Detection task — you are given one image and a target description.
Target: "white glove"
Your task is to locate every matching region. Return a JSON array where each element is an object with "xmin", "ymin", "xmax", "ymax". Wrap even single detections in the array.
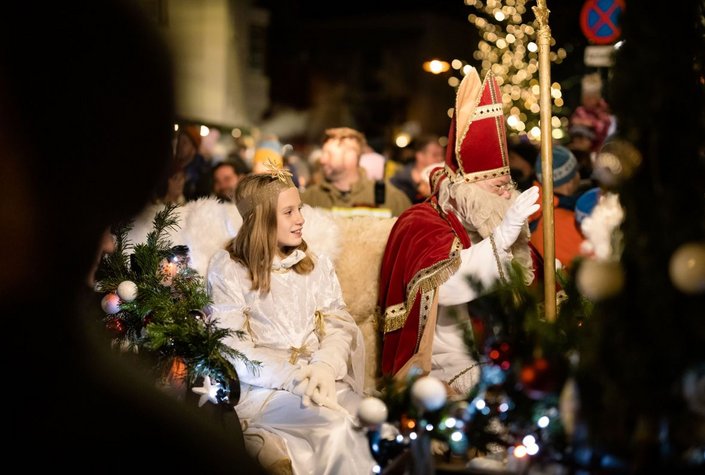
[
  {"xmin": 289, "ymin": 362, "xmax": 337, "ymax": 408},
  {"xmin": 493, "ymin": 186, "xmax": 540, "ymax": 251}
]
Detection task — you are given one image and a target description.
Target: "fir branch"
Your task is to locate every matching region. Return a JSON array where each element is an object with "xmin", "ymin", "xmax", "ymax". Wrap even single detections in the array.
[
  {"xmin": 94, "ymin": 203, "xmax": 258, "ymax": 408},
  {"xmin": 145, "ymin": 203, "xmax": 180, "ymax": 251}
]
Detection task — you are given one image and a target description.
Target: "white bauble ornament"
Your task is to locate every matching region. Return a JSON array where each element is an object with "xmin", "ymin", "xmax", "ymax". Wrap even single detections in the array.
[
  {"xmin": 357, "ymin": 397, "xmax": 388, "ymax": 426},
  {"xmin": 669, "ymin": 242, "xmax": 705, "ymax": 294},
  {"xmin": 576, "ymin": 260, "xmax": 624, "ymax": 301},
  {"xmin": 101, "ymin": 293, "xmax": 121, "ymax": 314},
  {"xmin": 117, "ymin": 280, "xmax": 138, "ymax": 302},
  {"xmin": 410, "ymin": 376, "xmax": 447, "ymax": 412}
]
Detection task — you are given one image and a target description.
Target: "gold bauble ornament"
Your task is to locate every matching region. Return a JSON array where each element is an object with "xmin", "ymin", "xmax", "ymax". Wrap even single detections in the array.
[
  {"xmin": 576, "ymin": 259, "xmax": 624, "ymax": 301},
  {"xmin": 669, "ymin": 242, "xmax": 705, "ymax": 294}
]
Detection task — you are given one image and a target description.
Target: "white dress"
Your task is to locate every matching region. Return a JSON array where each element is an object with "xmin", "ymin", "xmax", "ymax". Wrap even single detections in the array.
[{"xmin": 207, "ymin": 249, "xmax": 373, "ymax": 475}]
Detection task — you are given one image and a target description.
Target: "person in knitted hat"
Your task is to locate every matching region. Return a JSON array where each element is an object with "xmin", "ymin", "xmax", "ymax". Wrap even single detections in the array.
[
  {"xmin": 252, "ymin": 136, "xmax": 284, "ymax": 173},
  {"xmin": 569, "ymin": 72, "xmax": 615, "ymax": 153},
  {"xmin": 252, "ymin": 135, "xmax": 303, "ymax": 189},
  {"xmin": 378, "ymin": 67, "xmax": 540, "ymax": 395},
  {"xmin": 529, "ymin": 145, "xmax": 585, "ymax": 269}
]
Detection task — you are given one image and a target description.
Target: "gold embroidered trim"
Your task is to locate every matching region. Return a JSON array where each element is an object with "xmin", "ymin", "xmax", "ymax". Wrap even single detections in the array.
[
  {"xmin": 415, "ymin": 288, "xmax": 435, "ymax": 352},
  {"xmin": 242, "ymin": 307, "xmax": 254, "ymax": 339},
  {"xmin": 455, "ymin": 71, "xmax": 493, "ymax": 180},
  {"xmin": 489, "ymin": 234, "xmax": 507, "ymax": 284},
  {"xmin": 444, "ymin": 164, "xmax": 510, "ymax": 184},
  {"xmin": 448, "ymin": 361, "xmax": 481, "ymax": 387},
  {"xmin": 383, "ymin": 237, "xmax": 463, "ymax": 333},
  {"xmin": 487, "ymin": 74, "xmax": 509, "ymax": 170},
  {"xmin": 472, "ymin": 103, "xmax": 504, "ymax": 119},
  {"xmin": 451, "ymin": 71, "xmax": 510, "ymax": 183},
  {"xmin": 288, "ymin": 345, "xmax": 311, "ymax": 365},
  {"xmin": 314, "ymin": 310, "xmax": 326, "ymax": 339}
]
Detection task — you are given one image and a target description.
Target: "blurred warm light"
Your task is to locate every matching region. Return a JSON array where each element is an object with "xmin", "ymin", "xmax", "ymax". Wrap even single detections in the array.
[
  {"xmin": 529, "ymin": 126, "xmax": 540, "ymax": 140},
  {"xmin": 199, "ymin": 125, "xmax": 209, "ymax": 136},
  {"xmin": 494, "ymin": 11, "xmax": 505, "ymax": 21},
  {"xmin": 447, "ymin": 108, "xmax": 455, "ymax": 118},
  {"xmin": 552, "ymin": 128, "xmax": 564, "ymax": 140},
  {"xmin": 451, "ymin": 59, "xmax": 463, "ymax": 70},
  {"xmin": 395, "ymin": 132, "xmax": 411, "ymax": 148},
  {"xmin": 423, "ymin": 59, "xmax": 450, "ymax": 74},
  {"xmin": 231, "ymin": 128, "xmax": 242, "ymax": 138},
  {"xmin": 513, "ymin": 445, "xmax": 528, "ymax": 458},
  {"xmin": 463, "ymin": 65, "xmax": 474, "ymax": 75},
  {"xmin": 551, "ymin": 116, "xmax": 561, "ymax": 127},
  {"xmin": 448, "ymin": 76, "xmax": 460, "ymax": 87},
  {"xmin": 527, "ymin": 42, "xmax": 538, "ymax": 53}
]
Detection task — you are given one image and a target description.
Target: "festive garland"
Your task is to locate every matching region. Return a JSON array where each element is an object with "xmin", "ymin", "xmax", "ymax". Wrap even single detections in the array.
[{"xmin": 94, "ymin": 203, "xmax": 259, "ymax": 407}]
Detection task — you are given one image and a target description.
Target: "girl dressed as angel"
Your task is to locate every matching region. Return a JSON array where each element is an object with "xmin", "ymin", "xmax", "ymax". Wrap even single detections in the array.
[{"xmin": 207, "ymin": 161, "xmax": 373, "ymax": 474}]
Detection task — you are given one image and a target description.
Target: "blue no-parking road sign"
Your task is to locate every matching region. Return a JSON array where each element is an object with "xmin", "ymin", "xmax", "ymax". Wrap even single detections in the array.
[{"xmin": 580, "ymin": 0, "xmax": 625, "ymax": 45}]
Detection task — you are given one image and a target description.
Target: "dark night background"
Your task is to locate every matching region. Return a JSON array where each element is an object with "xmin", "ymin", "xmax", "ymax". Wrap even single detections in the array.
[{"xmin": 257, "ymin": 0, "xmax": 590, "ymax": 148}]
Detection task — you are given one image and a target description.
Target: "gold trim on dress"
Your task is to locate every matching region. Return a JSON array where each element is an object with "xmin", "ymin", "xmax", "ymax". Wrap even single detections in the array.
[
  {"xmin": 314, "ymin": 310, "xmax": 326, "ymax": 339},
  {"xmin": 288, "ymin": 345, "xmax": 311, "ymax": 365}
]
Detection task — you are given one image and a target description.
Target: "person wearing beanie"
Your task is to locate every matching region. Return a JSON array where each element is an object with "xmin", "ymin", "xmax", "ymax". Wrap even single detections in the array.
[
  {"xmin": 252, "ymin": 136, "xmax": 301, "ymax": 188},
  {"xmin": 252, "ymin": 137, "xmax": 284, "ymax": 172},
  {"xmin": 529, "ymin": 145, "xmax": 586, "ymax": 269},
  {"xmin": 378, "ymin": 68, "xmax": 541, "ymax": 397}
]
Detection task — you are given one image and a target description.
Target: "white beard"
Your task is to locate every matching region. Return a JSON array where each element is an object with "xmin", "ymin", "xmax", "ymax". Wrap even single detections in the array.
[{"xmin": 438, "ymin": 180, "xmax": 534, "ymax": 284}]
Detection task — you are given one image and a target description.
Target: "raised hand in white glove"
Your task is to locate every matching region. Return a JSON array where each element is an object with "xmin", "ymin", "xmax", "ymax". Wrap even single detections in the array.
[{"xmin": 493, "ymin": 185, "xmax": 540, "ymax": 251}]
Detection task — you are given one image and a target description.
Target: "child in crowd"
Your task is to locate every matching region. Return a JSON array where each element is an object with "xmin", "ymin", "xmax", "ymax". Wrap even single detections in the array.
[{"xmin": 206, "ymin": 161, "xmax": 374, "ymax": 474}]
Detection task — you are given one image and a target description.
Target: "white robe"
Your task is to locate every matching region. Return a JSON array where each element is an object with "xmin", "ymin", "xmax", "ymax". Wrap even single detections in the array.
[{"xmin": 207, "ymin": 249, "xmax": 373, "ymax": 475}]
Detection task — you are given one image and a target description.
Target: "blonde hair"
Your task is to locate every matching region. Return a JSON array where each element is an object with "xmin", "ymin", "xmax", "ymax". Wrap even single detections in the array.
[
  {"xmin": 228, "ymin": 173, "xmax": 314, "ymax": 293},
  {"xmin": 323, "ymin": 127, "xmax": 367, "ymax": 155}
]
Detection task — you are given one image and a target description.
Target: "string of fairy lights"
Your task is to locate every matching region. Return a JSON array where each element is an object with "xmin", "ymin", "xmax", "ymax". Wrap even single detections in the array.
[{"xmin": 454, "ymin": 0, "xmax": 569, "ymax": 140}]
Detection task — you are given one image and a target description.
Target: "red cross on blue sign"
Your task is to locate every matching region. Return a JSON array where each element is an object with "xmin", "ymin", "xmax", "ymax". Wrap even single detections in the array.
[{"xmin": 580, "ymin": 0, "xmax": 625, "ymax": 45}]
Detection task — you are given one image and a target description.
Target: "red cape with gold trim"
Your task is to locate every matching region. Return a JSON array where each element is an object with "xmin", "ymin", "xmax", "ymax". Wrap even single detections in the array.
[{"xmin": 378, "ymin": 198, "xmax": 471, "ymax": 376}]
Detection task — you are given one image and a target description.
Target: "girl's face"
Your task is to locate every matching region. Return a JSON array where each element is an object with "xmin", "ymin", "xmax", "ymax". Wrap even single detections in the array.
[{"xmin": 276, "ymin": 187, "xmax": 305, "ymax": 250}]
